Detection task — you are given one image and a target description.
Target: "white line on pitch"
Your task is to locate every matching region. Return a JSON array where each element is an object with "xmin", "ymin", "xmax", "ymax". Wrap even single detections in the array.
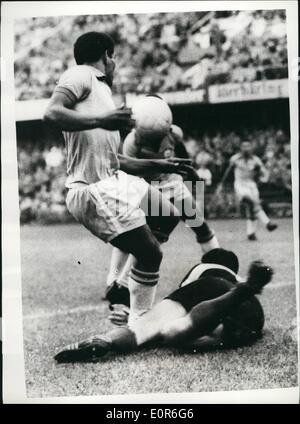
[
  {"xmin": 267, "ymin": 281, "xmax": 295, "ymax": 289},
  {"xmin": 23, "ymin": 281, "xmax": 296, "ymax": 322},
  {"xmin": 23, "ymin": 304, "xmax": 103, "ymax": 321}
]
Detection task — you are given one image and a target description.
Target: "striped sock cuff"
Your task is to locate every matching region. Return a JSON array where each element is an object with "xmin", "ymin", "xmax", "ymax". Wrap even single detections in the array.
[{"xmin": 130, "ymin": 267, "xmax": 159, "ymax": 286}]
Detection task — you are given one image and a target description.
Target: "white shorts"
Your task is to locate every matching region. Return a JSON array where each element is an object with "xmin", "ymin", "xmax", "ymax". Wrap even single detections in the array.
[
  {"xmin": 153, "ymin": 174, "xmax": 191, "ymax": 202},
  {"xmin": 234, "ymin": 180, "xmax": 260, "ymax": 205},
  {"xmin": 66, "ymin": 171, "xmax": 149, "ymax": 243}
]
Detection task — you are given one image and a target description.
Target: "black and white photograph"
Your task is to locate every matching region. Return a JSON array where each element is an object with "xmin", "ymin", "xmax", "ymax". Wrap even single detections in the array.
[{"xmin": 2, "ymin": 1, "xmax": 299, "ymax": 403}]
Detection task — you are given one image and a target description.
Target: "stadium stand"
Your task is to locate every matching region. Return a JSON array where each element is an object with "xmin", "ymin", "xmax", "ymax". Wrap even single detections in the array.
[
  {"xmin": 14, "ymin": 10, "xmax": 287, "ymax": 100},
  {"xmin": 14, "ymin": 10, "xmax": 292, "ymax": 223}
]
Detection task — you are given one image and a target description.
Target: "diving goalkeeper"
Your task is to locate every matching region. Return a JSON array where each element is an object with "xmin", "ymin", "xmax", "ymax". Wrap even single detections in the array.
[{"xmin": 55, "ymin": 248, "xmax": 272, "ymax": 363}]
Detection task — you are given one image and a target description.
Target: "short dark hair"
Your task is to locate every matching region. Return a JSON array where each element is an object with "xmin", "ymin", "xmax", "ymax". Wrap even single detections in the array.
[
  {"xmin": 74, "ymin": 32, "xmax": 115, "ymax": 65},
  {"xmin": 201, "ymin": 248, "xmax": 239, "ymax": 274}
]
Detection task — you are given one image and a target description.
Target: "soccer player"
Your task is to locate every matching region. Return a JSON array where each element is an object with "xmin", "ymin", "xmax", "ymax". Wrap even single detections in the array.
[
  {"xmin": 54, "ymin": 248, "xmax": 273, "ymax": 363},
  {"xmin": 105, "ymin": 117, "xmax": 219, "ymax": 302},
  {"xmin": 216, "ymin": 141, "xmax": 278, "ymax": 241},
  {"xmin": 44, "ymin": 32, "xmax": 191, "ymax": 326}
]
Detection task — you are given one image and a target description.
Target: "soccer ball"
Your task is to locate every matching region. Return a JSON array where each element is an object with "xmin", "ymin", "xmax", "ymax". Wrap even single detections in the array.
[{"xmin": 132, "ymin": 95, "xmax": 173, "ymax": 139}]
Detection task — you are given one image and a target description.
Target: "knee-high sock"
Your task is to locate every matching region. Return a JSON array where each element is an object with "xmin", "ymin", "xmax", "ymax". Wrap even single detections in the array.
[
  {"xmin": 247, "ymin": 219, "xmax": 257, "ymax": 235},
  {"xmin": 200, "ymin": 235, "xmax": 220, "ymax": 253},
  {"xmin": 106, "ymin": 247, "xmax": 129, "ymax": 287},
  {"xmin": 192, "ymin": 222, "xmax": 220, "ymax": 253},
  {"xmin": 256, "ymin": 209, "xmax": 270, "ymax": 226},
  {"xmin": 116, "ymin": 254, "xmax": 136, "ymax": 288},
  {"xmin": 162, "ymin": 283, "xmax": 256, "ymax": 344},
  {"xmin": 128, "ymin": 267, "xmax": 159, "ymax": 328}
]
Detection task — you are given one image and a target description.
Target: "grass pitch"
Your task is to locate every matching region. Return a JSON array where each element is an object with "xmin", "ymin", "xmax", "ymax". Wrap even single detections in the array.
[{"xmin": 21, "ymin": 219, "xmax": 298, "ymax": 398}]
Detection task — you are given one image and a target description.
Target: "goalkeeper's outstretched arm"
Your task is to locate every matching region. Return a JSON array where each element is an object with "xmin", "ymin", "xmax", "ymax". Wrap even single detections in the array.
[{"xmin": 118, "ymin": 155, "xmax": 191, "ymax": 177}]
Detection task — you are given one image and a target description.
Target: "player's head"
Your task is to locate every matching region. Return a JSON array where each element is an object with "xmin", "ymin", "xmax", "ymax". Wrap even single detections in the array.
[
  {"xmin": 74, "ymin": 32, "xmax": 116, "ymax": 78},
  {"xmin": 170, "ymin": 124, "xmax": 184, "ymax": 140},
  {"xmin": 240, "ymin": 140, "xmax": 252, "ymax": 156},
  {"xmin": 201, "ymin": 248, "xmax": 239, "ymax": 274}
]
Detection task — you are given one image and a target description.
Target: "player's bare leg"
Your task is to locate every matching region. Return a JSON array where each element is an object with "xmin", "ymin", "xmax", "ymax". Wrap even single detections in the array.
[
  {"xmin": 256, "ymin": 206, "xmax": 278, "ymax": 232},
  {"xmin": 111, "ymin": 185, "xmax": 180, "ymax": 325},
  {"xmin": 54, "ymin": 297, "xmax": 186, "ymax": 363},
  {"xmin": 107, "ymin": 215, "xmax": 180, "ymax": 301},
  {"xmin": 110, "ymin": 225, "xmax": 162, "ymax": 325},
  {"xmin": 104, "ymin": 248, "xmax": 131, "ymax": 306},
  {"xmin": 241, "ymin": 198, "xmax": 258, "ymax": 241},
  {"xmin": 252, "ymin": 187, "xmax": 278, "ymax": 233},
  {"xmin": 105, "ymin": 185, "xmax": 181, "ymax": 310},
  {"xmin": 106, "ymin": 247, "xmax": 129, "ymax": 287},
  {"xmin": 246, "ymin": 219, "xmax": 258, "ymax": 241},
  {"xmin": 105, "ymin": 182, "xmax": 219, "ymax": 312},
  {"xmin": 242, "ymin": 192, "xmax": 277, "ymax": 241},
  {"xmin": 125, "ymin": 299, "xmax": 187, "ymax": 345}
]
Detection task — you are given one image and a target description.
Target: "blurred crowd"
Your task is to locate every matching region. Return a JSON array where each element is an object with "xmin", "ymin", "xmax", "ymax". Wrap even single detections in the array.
[
  {"xmin": 18, "ymin": 126, "xmax": 292, "ymax": 223},
  {"xmin": 18, "ymin": 142, "xmax": 70, "ymax": 223},
  {"xmin": 15, "ymin": 10, "xmax": 287, "ymax": 100}
]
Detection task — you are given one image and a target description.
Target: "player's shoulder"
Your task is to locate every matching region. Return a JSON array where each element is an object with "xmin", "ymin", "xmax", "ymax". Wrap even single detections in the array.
[
  {"xmin": 59, "ymin": 65, "xmax": 93, "ymax": 82},
  {"xmin": 252, "ymin": 154, "xmax": 262, "ymax": 164},
  {"xmin": 230, "ymin": 152, "xmax": 241, "ymax": 163},
  {"xmin": 123, "ymin": 130, "xmax": 139, "ymax": 156},
  {"xmin": 124, "ymin": 129, "xmax": 138, "ymax": 144},
  {"xmin": 170, "ymin": 124, "xmax": 183, "ymax": 139}
]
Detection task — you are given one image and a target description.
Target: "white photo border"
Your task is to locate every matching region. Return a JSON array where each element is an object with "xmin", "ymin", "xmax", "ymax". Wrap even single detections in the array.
[{"xmin": 1, "ymin": 0, "xmax": 299, "ymax": 404}]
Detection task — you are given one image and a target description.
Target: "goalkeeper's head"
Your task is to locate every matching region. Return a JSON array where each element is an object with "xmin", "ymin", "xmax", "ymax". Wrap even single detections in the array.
[{"xmin": 201, "ymin": 248, "xmax": 239, "ymax": 274}]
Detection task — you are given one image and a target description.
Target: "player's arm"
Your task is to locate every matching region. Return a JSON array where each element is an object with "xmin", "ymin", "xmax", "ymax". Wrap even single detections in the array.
[
  {"xmin": 44, "ymin": 92, "xmax": 134, "ymax": 132},
  {"xmin": 161, "ymin": 143, "xmax": 200, "ymax": 181},
  {"xmin": 138, "ymin": 146, "xmax": 162, "ymax": 159},
  {"xmin": 121, "ymin": 133, "xmax": 192, "ymax": 175},
  {"xmin": 254, "ymin": 157, "xmax": 269, "ymax": 183},
  {"xmin": 118, "ymin": 155, "xmax": 192, "ymax": 177}
]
